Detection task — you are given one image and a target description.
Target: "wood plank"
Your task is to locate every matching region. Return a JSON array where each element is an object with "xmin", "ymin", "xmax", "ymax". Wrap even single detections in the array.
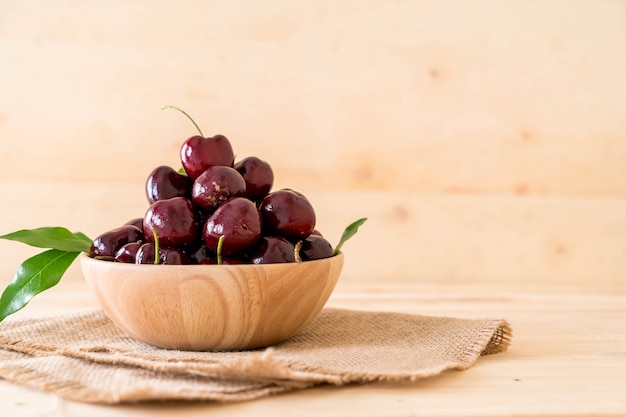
[
  {"xmin": 1, "ymin": 282, "xmax": 624, "ymax": 417},
  {"xmin": 1, "ymin": 2, "xmax": 624, "ymax": 414},
  {"xmin": 1, "ymin": 180, "xmax": 624, "ymax": 290},
  {"xmin": 0, "ymin": 0, "xmax": 624, "ymax": 196}
]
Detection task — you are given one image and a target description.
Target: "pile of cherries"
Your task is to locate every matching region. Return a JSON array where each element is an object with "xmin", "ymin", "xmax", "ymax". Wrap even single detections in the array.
[{"xmin": 89, "ymin": 107, "xmax": 333, "ymax": 265}]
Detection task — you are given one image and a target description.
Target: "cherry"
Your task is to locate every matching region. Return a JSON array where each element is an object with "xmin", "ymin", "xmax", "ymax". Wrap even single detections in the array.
[
  {"xmin": 135, "ymin": 243, "xmax": 190, "ymax": 265},
  {"xmin": 259, "ymin": 189, "xmax": 316, "ymax": 240},
  {"xmin": 195, "ymin": 236, "xmax": 245, "ymax": 264},
  {"xmin": 248, "ymin": 236, "xmax": 295, "ymax": 264},
  {"xmin": 90, "ymin": 225, "xmax": 144, "ymax": 258},
  {"xmin": 162, "ymin": 105, "xmax": 235, "ymax": 180},
  {"xmin": 145, "ymin": 165, "xmax": 192, "ymax": 204},
  {"xmin": 84, "ymin": 107, "xmax": 368, "ymax": 267},
  {"xmin": 186, "ymin": 243, "xmax": 213, "ymax": 264},
  {"xmin": 198, "ymin": 256, "xmax": 244, "ymax": 265},
  {"xmin": 143, "ymin": 197, "xmax": 199, "ymax": 247},
  {"xmin": 234, "ymin": 156, "xmax": 274, "ymax": 201},
  {"xmin": 160, "ymin": 248, "xmax": 190, "ymax": 264},
  {"xmin": 135, "ymin": 244, "xmax": 155, "ymax": 264},
  {"xmin": 191, "ymin": 166, "xmax": 246, "ymax": 212},
  {"xmin": 203, "ymin": 197, "xmax": 262, "ymax": 256},
  {"xmin": 181, "ymin": 134, "xmax": 235, "ymax": 180},
  {"xmin": 162, "ymin": 106, "xmax": 235, "ymax": 180},
  {"xmin": 114, "ymin": 241, "xmax": 142, "ymax": 263},
  {"xmin": 299, "ymin": 234, "xmax": 333, "ymax": 261},
  {"xmin": 125, "ymin": 217, "xmax": 144, "ymax": 230}
]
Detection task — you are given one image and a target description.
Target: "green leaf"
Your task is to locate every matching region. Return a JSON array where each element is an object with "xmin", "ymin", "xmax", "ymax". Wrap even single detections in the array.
[
  {"xmin": 0, "ymin": 227, "xmax": 92, "ymax": 253},
  {"xmin": 333, "ymin": 217, "xmax": 367, "ymax": 256},
  {"xmin": 73, "ymin": 231, "xmax": 92, "ymax": 244},
  {"xmin": 0, "ymin": 249, "xmax": 80, "ymax": 322}
]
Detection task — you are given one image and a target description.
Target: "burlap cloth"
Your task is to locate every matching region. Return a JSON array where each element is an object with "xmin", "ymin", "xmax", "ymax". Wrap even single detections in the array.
[{"xmin": 0, "ymin": 308, "xmax": 511, "ymax": 404}]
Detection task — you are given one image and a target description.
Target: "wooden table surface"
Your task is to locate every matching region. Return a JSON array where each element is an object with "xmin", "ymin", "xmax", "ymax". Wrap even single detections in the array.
[
  {"xmin": 1, "ymin": 276, "xmax": 624, "ymax": 417},
  {"xmin": 1, "ymin": 1, "xmax": 624, "ymax": 415}
]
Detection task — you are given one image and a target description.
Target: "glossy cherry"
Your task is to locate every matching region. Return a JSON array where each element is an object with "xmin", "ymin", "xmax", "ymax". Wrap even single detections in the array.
[
  {"xmin": 191, "ymin": 166, "xmax": 246, "ymax": 212},
  {"xmin": 181, "ymin": 134, "xmax": 235, "ymax": 180},
  {"xmin": 90, "ymin": 225, "xmax": 144, "ymax": 258},
  {"xmin": 125, "ymin": 217, "xmax": 144, "ymax": 230},
  {"xmin": 198, "ymin": 256, "xmax": 244, "ymax": 265},
  {"xmin": 145, "ymin": 165, "xmax": 192, "ymax": 204},
  {"xmin": 234, "ymin": 156, "xmax": 274, "ymax": 201},
  {"xmin": 143, "ymin": 197, "xmax": 199, "ymax": 247},
  {"xmin": 114, "ymin": 241, "xmax": 142, "ymax": 263},
  {"xmin": 203, "ymin": 197, "xmax": 262, "ymax": 256},
  {"xmin": 135, "ymin": 243, "xmax": 190, "ymax": 265},
  {"xmin": 259, "ymin": 189, "xmax": 316, "ymax": 240},
  {"xmin": 299, "ymin": 234, "xmax": 333, "ymax": 261},
  {"xmin": 248, "ymin": 236, "xmax": 295, "ymax": 264},
  {"xmin": 163, "ymin": 105, "xmax": 235, "ymax": 180}
]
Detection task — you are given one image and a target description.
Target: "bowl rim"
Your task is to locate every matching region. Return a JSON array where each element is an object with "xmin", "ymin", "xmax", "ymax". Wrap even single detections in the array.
[{"xmin": 79, "ymin": 251, "xmax": 344, "ymax": 270}]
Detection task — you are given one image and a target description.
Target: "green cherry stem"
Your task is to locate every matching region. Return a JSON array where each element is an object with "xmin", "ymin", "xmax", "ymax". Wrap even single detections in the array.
[
  {"xmin": 161, "ymin": 105, "xmax": 204, "ymax": 136},
  {"xmin": 216, "ymin": 235, "xmax": 225, "ymax": 265},
  {"xmin": 152, "ymin": 229, "xmax": 160, "ymax": 265}
]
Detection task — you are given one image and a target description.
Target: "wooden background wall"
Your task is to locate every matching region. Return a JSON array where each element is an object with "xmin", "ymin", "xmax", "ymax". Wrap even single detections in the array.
[{"xmin": 0, "ymin": 0, "xmax": 624, "ymax": 291}]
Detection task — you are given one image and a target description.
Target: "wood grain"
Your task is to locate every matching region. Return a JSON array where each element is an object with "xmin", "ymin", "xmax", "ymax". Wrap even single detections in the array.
[
  {"xmin": 1, "ymin": 281, "xmax": 624, "ymax": 417},
  {"xmin": 0, "ymin": 0, "xmax": 624, "ymax": 196},
  {"xmin": 0, "ymin": 0, "xmax": 624, "ymax": 294},
  {"xmin": 0, "ymin": 1, "xmax": 624, "ymax": 412},
  {"xmin": 80, "ymin": 253, "xmax": 343, "ymax": 350},
  {"xmin": 1, "ymin": 180, "xmax": 624, "ymax": 290}
]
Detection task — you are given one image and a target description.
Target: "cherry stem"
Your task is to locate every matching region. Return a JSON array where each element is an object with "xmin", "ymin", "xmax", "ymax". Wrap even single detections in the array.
[
  {"xmin": 294, "ymin": 240, "xmax": 303, "ymax": 263},
  {"xmin": 152, "ymin": 229, "xmax": 160, "ymax": 265},
  {"xmin": 161, "ymin": 105, "xmax": 204, "ymax": 136},
  {"xmin": 216, "ymin": 235, "xmax": 225, "ymax": 265}
]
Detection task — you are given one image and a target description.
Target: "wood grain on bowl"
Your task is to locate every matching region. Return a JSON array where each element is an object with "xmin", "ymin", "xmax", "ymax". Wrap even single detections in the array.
[{"xmin": 79, "ymin": 253, "xmax": 343, "ymax": 351}]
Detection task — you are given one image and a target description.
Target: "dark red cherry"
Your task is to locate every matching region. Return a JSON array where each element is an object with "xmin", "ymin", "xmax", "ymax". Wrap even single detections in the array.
[
  {"xmin": 259, "ymin": 189, "xmax": 316, "ymax": 239},
  {"xmin": 90, "ymin": 225, "xmax": 144, "ymax": 258},
  {"xmin": 299, "ymin": 235, "xmax": 334, "ymax": 261},
  {"xmin": 163, "ymin": 105, "xmax": 235, "ymax": 179},
  {"xmin": 234, "ymin": 156, "xmax": 274, "ymax": 201},
  {"xmin": 135, "ymin": 243, "xmax": 156, "ymax": 264},
  {"xmin": 186, "ymin": 243, "xmax": 213, "ymax": 264},
  {"xmin": 248, "ymin": 236, "xmax": 295, "ymax": 264},
  {"xmin": 191, "ymin": 166, "xmax": 246, "ymax": 212},
  {"xmin": 203, "ymin": 197, "xmax": 262, "ymax": 256},
  {"xmin": 143, "ymin": 197, "xmax": 199, "ymax": 247},
  {"xmin": 145, "ymin": 165, "xmax": 192, "ymax": 204},
  {"xmin": 180, "ymin": 134, "xmax": 235, "ymax": 180},
  {"xmin": 135, "ymin": 243, "xmax": 190, "ymax": 265},
  {"xmin": 160, "ymin": 248, "xmax": 190, "ymax": 265},
  {"xmin": 198, "ymin": 256, "xmax": 245, "ymax": 265},
  {"xmin": 125, "ymin": 217, "xmax": 144, "ymax": 230},
  {"xmin": 114, "ymin": 241, "xmax": 142, "ymax": 263}
]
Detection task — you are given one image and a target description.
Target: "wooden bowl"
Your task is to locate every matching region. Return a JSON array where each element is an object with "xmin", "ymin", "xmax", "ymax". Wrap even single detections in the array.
[{"xmin": 79, "ymin": 253, "xmax": 343, "ymax": 351}]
